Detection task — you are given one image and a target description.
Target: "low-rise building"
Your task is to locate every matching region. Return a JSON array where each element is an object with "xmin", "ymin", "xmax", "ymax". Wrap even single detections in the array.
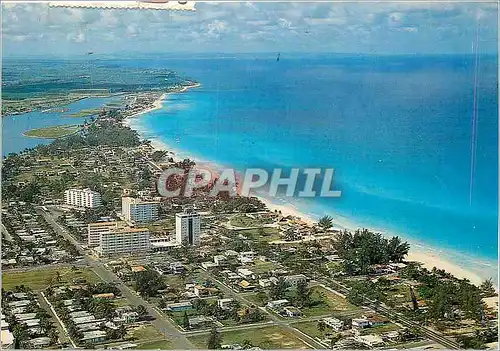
[
  {"xmin": 352, "ymin": 318, "xmax": 370, "ymax": 329},
  {"xmin": 365, "ymin": 314, "xmax": 389, "ymax": 327},
  {"xmin": 323, "ymin": 317, "xmax": 344, "ymax": 331},
  {"xmin": 283, "ymin": 274, "xmax": 307, "ymax": 286},
  {"xmin": 166, "ymin": 302, "xmax": 193, "ymax": 312},
  {"xmin": 82, "ymin": 330, "xmax": 107, "ymax": 344},
  {"xmin": 26, "ymin": 337, "xmax": 51, "ymax": 349},
  {"xmin": 356, "ymin": 334, "xmax": 384, "ymax": 347},
  {"xmin": 217, "ymin": 298, "xmax": 234, "ymax": 310},
  {"xmin": 266, "ymin": 299, "xmax": 289, "ymax": 309},
  {"xmin": 283, "ymin": 306, "xmax": 301, "ymax": 317},
  {"xmin": 188, "ymin": 316, "xmax": 214, "ymax": 329}
]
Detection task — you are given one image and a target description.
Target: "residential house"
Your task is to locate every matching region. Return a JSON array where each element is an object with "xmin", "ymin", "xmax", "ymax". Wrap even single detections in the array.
[
  {"xmin": 283, "ymin": 274, "xmax": 307, "ymax": 286},
  {"xmin": 352, "ymin": 318, "xmax": 370, "ymax": 329},
  {"xmin": 266, "ymin": 300, "xmax": 289, "ymax": 309},
  {"xmin": 166, "ymin": 302, "xmax": 193, "ymax": 312},
  {"xmin": 188, "ymin": 316, "xmax": 213, "ymax": 329},
  {"xmin": 217, "ymin": 299, "xmax": 234, "ymax": 310},
  {"xmin": 356, "ymin": 334, "xmax": 384, "ymax": 347},
  {"xmin": 323, "ymin": 317, "xmax": 344, "ymax": 332},
  {"xmin": 26, "ymin": 337, "xmax": 51, "ymax": 349},
  {"xmin": 82, "ymin": 330, "xmax": 107, "ymax": 344},
  {"xmin": 283, "ymin": 306, "xmax": 301, "ymax": 317}
]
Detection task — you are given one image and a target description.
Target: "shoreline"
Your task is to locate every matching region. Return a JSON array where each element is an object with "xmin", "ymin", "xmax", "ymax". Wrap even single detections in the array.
[
  {"xmin": 123, "ymin": 83, "xmax": 201, "ymax": 125},
  {"xmin": 123, "ymin": 85, "xmax": 495, "ymax": 288}
]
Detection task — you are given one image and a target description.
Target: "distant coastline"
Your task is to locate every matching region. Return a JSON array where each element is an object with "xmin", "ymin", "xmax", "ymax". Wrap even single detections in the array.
[{"xmin": 122, "ymin": 85, "xmax": 497, "ymax": 288}]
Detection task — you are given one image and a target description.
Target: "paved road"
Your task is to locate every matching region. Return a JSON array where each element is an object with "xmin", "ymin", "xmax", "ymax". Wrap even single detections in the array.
[
  {"xmin": 199, "ymin": 270, "xmax": 325, "ymax": 349},
  {"xmin": 38, "ymin": 207, "xmax": 195, "ymax": 349}
]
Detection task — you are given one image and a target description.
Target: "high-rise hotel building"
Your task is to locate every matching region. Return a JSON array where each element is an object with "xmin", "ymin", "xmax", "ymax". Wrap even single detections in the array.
[
  {"xmin": 64, "ymin": 188, "xmax": 102, "ymax": 208},
  {"xmin": 175, "ymin": 209, "xmax": 201, "ymax": 246},
  {"xmin": 121, "ymin": 197, "xmax": 159, "ymax": 224},
  {"xmin": 97, "ymin": 227, "xmax": 150, "ymax": 257}
]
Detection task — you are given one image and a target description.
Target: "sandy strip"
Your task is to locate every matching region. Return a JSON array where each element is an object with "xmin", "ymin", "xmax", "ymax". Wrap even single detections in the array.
[
  {"xmin": 257, "ymin": 196, "xmax": 316, "ymax": 225},
  {"xmin": 406, "ymin": 250, "xmax": 485, "ymax": 286},
  {"xmin": 122, "ymin": 84, "xmax": 494, "ymax": 288},
  {"xmin": 123, "ymin": 83, "xmax": 201, "ymax": 126}
]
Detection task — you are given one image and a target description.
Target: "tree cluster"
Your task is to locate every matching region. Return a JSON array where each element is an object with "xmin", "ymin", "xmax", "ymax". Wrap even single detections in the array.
[{"xmin": 332, "ymin": 229, "xmax": 410, "ymax": 275}]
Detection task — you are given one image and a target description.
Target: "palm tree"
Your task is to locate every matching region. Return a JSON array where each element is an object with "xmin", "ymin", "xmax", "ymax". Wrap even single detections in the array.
[{"xmin": 318, "ymin": 215, "xmax": 333, "ymax": 231}]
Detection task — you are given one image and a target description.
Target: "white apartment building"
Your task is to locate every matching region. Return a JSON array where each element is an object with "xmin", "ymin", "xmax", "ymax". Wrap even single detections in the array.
[
  {"xmin": 97, "ymin": 227, "xmax": 150, "ymax": 257},
  {"xmin": 87, "ymin": 222, "xmax": 119, "ymax": 247},
  {"xmin": 175, "ymin": 209, "xmax": 201, "ymax": 246},
  {"xmin": 121, "ymin": 197, "xmax": 159, "ymax": 224},
  {"xmin": 64, "ymin": 188, "xmax": 102, "ymax": 208}
]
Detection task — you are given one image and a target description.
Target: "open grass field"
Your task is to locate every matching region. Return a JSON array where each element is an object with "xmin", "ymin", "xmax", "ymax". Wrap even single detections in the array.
[
  {"xmin": 243, "ymin": 293, "xmax": 263, "ymax": 306},
  {"xmin": 146, "ymin": 218, "xmax": 175, "ymax": 233},
  {"xmin": 133, "ymin": 339, "xmax": 173, "ymax": 349},
  {"xmin": 23, "ymin": 124, "xmax": 81, "ymax": 138},
  {"xmin": 129, "ymin": 324, "xmax": 165, "ymax": 341},
  {"xmin": 66, "ymin": 108, "xmax": 102, "ymax": 118},
  {"xmin": 2, "ymin": 267, "xmax": 101, "ymax": 291},
  {"xmin": 237, "ymin": 227, "xmax": 281, "ymax": 242},
  {"xmin": 300, "ymin": 286, "xmax": 360, "ymax": 317},
  {"xmin": 229, "ymin": 214, "xmax": 273, "ymax": 228},
  {"xmin": 292, "ymin": 321, "xmax": 326, "ymax": 339},
  {"xmin": 251, "ymin": 260, "xmax": 281, "ymax": 274},
  {"xmin": 188, "ymin": 326, "xmax": 310, "ymax": 349}
]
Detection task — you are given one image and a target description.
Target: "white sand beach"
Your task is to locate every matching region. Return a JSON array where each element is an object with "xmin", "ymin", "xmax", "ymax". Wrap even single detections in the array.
[{"xmin": 123, "ymin": 84, "xmax": 495, "ymax": 288}]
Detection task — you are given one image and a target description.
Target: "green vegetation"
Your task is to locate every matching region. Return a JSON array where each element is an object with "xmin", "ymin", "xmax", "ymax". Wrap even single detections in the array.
[
  {"xmin": 133, "ymin": 340, "xmax": 173, "ymax": 349},
  {"xmin": 212, "ymin": 196, "xmax": 266, "ymax": 213},
  {"xmin": 400, "ymin": 263, "xmax": 488, "ymax": 325},
  {"xmin": 23, "ymin": 124, "xmax": 81, "ymax": 139},
  {"xmin": 66, "ymin": 108, "xmax": 102, "ymax": 118},
  {"xmin": 347, "ymin": 280, "xmax": 388, "ymax": 305},
  {"xmin": 2, "ymin": 267, "xmax": 101, "ymax": 291},
  {"xmin": 151, "ymin": 150, "xmax": 169, "ymax": 162},
  {"xmin": 189, "ymin": 326, "xmax": 310, "ymax": 349},
  {"xmin": 457, "ymin": 328, "xmax": 498, "ymax": 349},
  {"xmin": 238, "ymin": 227, "xmax": 281, "ymax": 242},
  {"xmin": 302, "ymin": 286, "xmax": 359, "ymax": 316},
  {"xmin": 332, "ymin": 229, "xmax": 409, "ymax": 275},
  {"xmin": 3, "ymin": 94, "xmax": 85, "ymax": 116},
  {"xmin": 130, "ymin": 325, "xmax": 165, "ymax": 341},
  {"xmin": 133, "ymin": 269, "xmax": 166, "ymax": 297},
  {"xmin": 318, "ymin": 215, "xmax": 334, "ymax": 230},
  {"xmin": 292, "ymin": 321, "xmax": 327, "ymax": 339},
  {"xmin": 229, "ymin": 214, "xmax": 273, "ymax": 228},
  {"xmin": 207, "ymin": 327, "xmax": 222, "ymax": 349}
]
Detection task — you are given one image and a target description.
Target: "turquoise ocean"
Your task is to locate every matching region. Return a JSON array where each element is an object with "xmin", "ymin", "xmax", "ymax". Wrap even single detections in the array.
[{"xmin": 3, "ymin": 55, "xmax": 498, "ymax": 280}]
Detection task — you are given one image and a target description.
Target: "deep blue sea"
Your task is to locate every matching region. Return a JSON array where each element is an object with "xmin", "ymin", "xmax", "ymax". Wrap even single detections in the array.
[
  {"xmin": 129, "ymin": 55, "xmax": 498, "ymax": 267},
  {"xmin": 3, "ymin": 55, "xmax": 498, "ymax": 278}
]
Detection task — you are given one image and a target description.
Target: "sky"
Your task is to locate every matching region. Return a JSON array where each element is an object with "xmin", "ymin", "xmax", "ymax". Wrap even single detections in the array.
[{"xmin": 2, "ymin": 1, "xmax": 498, "ymax": 56}]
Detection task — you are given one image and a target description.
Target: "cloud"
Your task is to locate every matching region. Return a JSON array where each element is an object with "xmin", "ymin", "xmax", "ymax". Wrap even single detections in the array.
[
  {"xmin": 206, "ymin": 20, "xmax": 228, "ymax": 37},
  {"xmin": 1, "ymin": 2, "xmax": 497, "ymax": 55}
]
